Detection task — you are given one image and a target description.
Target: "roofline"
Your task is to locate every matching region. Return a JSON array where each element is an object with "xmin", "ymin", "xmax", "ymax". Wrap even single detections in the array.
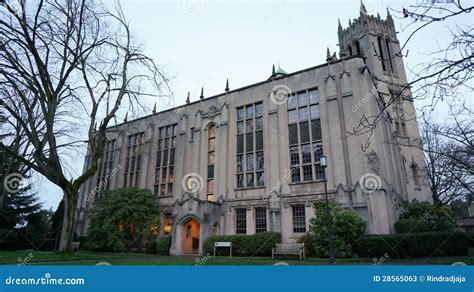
[{"xmin": 108, "ymin": 55, "xmax": 362, "ymax": 130}]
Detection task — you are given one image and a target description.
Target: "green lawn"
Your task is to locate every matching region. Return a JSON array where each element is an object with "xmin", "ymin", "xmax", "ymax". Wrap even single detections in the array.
[{"xmin": 1, "ymin": 250, "xmax": 473, "ymax": 266}]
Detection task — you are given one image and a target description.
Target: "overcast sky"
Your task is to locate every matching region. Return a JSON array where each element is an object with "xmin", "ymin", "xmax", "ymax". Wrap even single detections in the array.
[{"xmin": 37, "ymin": 0, "xmax": 473, "ymax": 210}]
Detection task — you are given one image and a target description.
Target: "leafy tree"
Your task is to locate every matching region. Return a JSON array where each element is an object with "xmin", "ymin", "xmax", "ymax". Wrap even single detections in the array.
[
  {"xmin": 309, "ymin": 202, "xmax": 366, "ymax": 258},
  {"xmin": 397, "ymin": 200, "xmax": 455, "ymax": 232},
  {"xmin": 24, "ymin": 209, "xmax": 53, "ymax": 242},
  {"xmin": 85, "ymin": 188, "xmax": 160, "ymax": 251}
]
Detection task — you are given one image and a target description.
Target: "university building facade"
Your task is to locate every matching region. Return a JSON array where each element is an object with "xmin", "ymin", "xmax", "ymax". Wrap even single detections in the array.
[{"xmin": 75, "ymin": 5, "xmax": 431, "ymax": 255}]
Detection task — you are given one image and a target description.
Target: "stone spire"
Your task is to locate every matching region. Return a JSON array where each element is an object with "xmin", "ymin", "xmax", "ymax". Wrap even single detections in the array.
[
  {"xmin": 152, "ymin": 102, "xmax": 156, "ymax": 114},
  {"xmin": 200, "ymin": 87, "xmax": 204, "ymax": 100},
  {"xmin": 225, "ymin": 79, "xmax": 229, "ymax": 92},
  {"xmin": 186, "ymin": 91, "xmax": 190, "ymax": 104},
  {"xmin": 338, "ymin": 19, "xmax": 342, "ymax": 31},
  {"xmin": 360, "ymin": 0, "xmax": 367, "ymax": 15},
  {"xmin": 326, "ymin": 47, "xmax": 331, "ymax": 61}
]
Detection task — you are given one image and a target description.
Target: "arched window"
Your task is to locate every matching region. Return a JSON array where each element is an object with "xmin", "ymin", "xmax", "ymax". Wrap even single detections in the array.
[
  {"xmin": 354, "ymin": 40, "xmax": 361, "ymax": 55},
  {"xmin": 207, "ymin": 124, "xmax": 216, "ymax": 199},
  {"xmin": 377, "ymin": 37, "xmax": 386, "ymax": 71},
  {"xmin": 410, "ymin": 163, "xmax": 419, "ymax": 187},
  {"xmin": 385, "ymin": 38, "xmax": 394, "ymax": 72},
  {"xmin": 346, "ymin": 45, "xmax": 353, "ymax": 56},
  {"xmin": 401, "ymin": 156, "xmax": 408, "ymax": 183}
]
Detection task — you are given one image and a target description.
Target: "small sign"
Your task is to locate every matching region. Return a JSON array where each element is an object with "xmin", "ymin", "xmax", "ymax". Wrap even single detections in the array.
[{"xmin": 215, "ymin": 242, "xmax": 231, "ymax": 247}]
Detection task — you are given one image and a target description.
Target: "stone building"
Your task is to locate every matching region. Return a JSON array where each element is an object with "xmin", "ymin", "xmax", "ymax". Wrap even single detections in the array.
[{"xmin": 74, "ymin": 4, "xmax": 431, "ymax": 255}]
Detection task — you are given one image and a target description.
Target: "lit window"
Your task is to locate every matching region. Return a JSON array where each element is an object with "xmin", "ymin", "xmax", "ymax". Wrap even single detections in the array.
[
  {"xmin": 236, "ymin": 102, "xmax": 264, "ymax": 188},
  {"xmin": 288, "ymin": 88, "xmax": 324, "ymax": 183}
]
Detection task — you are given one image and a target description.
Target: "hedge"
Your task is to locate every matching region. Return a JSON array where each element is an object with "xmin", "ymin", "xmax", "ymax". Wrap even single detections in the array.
[
  {"xmin": 356, "ymin": 231, "xmax": 469, "ymax": 258},
  {"xmin": 204, "ymin": 232, "xmax": 281, "ymax": 256},
  {"xmin": 156, "ymin": 237, "xmax": 172, "ymax": 255},
  {"xmin": 394, "ymin": 219, "xmax": 431, "ymax": 233},
  {"xmin": 146, "ymin": 239, "xmax": 157, "ymax": 254}
]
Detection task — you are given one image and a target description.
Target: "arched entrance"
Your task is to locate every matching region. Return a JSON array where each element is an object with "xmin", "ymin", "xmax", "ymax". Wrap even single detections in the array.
[{"xmin": 181, "ymin": 218, "xmax": 200, "ymax": 254}]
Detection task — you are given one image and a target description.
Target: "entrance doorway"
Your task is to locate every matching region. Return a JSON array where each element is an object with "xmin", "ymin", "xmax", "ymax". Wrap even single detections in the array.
[{"xmin": 181, "ymin": 218, "xmax": 200, "ymax": 254}]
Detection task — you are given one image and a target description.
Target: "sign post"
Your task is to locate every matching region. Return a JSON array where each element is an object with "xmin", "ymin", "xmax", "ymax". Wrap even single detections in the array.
[{"xmin": 213, "ymin": 242, "xmax": 232, "ymax": 257}]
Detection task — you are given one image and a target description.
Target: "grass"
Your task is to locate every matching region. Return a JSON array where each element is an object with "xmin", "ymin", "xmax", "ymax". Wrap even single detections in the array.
[{"xmin": 1, "ymin": 250, "xmax": 473, "ymax": 265}]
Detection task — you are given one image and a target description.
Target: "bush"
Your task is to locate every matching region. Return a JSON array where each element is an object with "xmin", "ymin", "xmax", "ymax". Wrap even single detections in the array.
[
  {"xmin": 204, "ymin": 232, "xmax": 281, "ymax": 257},
  {"xmin": 156, "ymin": 237, "xmax": 172, "ymax": 255},
  {"xmin": 146, "ymin": 239, "xmax": 157, "ymax": 254},
  {"xmin": 297, "ymin": 234, "xmax": 316, "ymax": 257},
  {"xmin": 397, "ymin": 200, "xmax": 454, "ymax": 232},
  {"xmin": 309, "ymin": 202, "xmax": 366, "ymax": 258},
  {"xmin": 356, "ymin": 231, "xmax": 469, "ymax": 258},
  {"xmin": 394, "ymin": 218, "xmax": 431, "ymax": 233}
]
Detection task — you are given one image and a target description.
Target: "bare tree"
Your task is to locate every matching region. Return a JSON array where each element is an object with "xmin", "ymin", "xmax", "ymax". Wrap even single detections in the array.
[
  {"xmin": 421, "ymin": 119, "xmax": 471, "ymax": 205},
  {"xmin": 0, "ymin": 0, "xmax": 169, "ymax": 251}
]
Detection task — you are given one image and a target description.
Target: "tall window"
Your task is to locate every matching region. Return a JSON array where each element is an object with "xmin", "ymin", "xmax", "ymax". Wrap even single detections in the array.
[
  {"xmin": 377, "ymin": 36, "xmax": 387, "ymax": 71},
  {"xmin": 236, "ymin": 208, "xmax": 247, "ymax": 234},
  {"xmin": 392, "ymin": 93, "xmax": 407, "ymax": 136},
  {"xmin": 207, "ymin": 124, "xmax": 216, "ymax": 197},
  {"xmin": 385, "ymin": 38, "xmax": 394, "ymax": 72},
  {"xmin": 236, "ymin": 102, "xmax": 264, "ymax": 188},
  {"xmin": 411, "ymin": 163, "xmax": 420, "ymax": 187},
  {"xmin": 97, "ymin": 140, "xmax": 115, "ymax": 191},
  {"xmin": 354, "ymin": 40, "xmax": 361, "ymax": 55},
  {"xmin": 154, "ymin": 125, "xmax": 176, "ymax": 196},
  {"xmin": 124, "ymin": 133, "xmax": 144, "ymax": 187},
  {"xmin": 287, "ymin": 88, "xmax": 324, "ymax": 183},
  {"xmin": 292, "ymin": 205, "xmax": 306, "ymax": 233},
  {"xmin": 255, "ymin": 207, "xmax": 267, "ymax": 233}
]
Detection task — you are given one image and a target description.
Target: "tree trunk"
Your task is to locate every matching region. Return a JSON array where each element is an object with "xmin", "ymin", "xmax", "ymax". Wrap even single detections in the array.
[{"xmin": 58, "ymin": 189, "xmax": 77, "ymax": 252}]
